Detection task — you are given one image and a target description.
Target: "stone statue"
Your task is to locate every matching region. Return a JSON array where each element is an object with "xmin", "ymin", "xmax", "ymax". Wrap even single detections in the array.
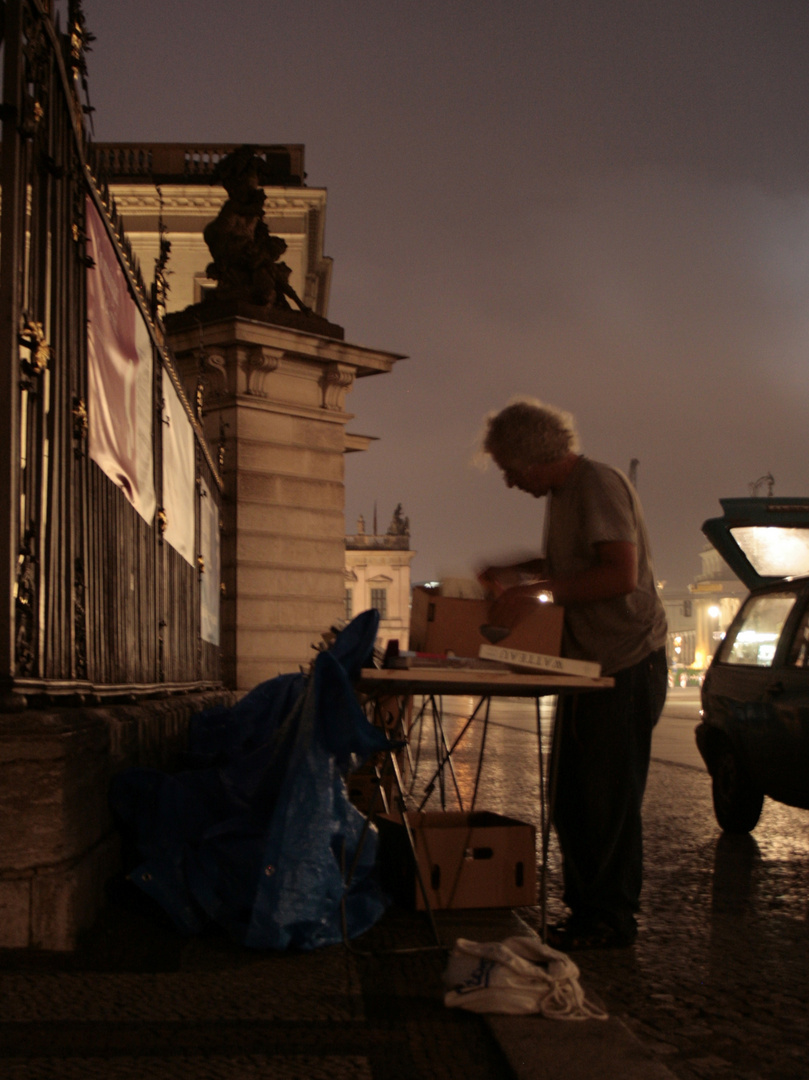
[
  {"xmin": 202, "ymin": 146, "xmax": 311, "ymax": 314},
  {"xmin": 387, "ymin": 504, "xmax": 409, "ymax": 537}
]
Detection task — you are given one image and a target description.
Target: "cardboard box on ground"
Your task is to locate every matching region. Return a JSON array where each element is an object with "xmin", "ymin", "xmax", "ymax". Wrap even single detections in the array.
[
  {"xmin": 363, "ymin": 585, "xmax": 544, "ymax": 913},
  {"xmin": 376, "ymin": 810, "xmax": 537, "ymax": 910},
  {"xmin": 409, "ymin": 584, "xmax": 563, "ymax": 660}
]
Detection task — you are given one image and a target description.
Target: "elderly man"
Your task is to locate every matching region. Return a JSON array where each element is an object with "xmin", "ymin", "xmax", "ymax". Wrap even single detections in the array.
[{"xmin": 480, "ymin": 397, "xmax": 667, "ymax": 949}]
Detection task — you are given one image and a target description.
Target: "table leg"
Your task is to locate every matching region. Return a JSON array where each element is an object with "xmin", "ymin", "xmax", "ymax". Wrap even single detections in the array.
[
  {"xmin": 469, "ymin": 696, "xmax": 492, "ymax": 811},
  {"xmin": 416, "ymin": 695, "xmax": 489, "ymax": 811},
  {"xmin": 540, "ymin": 693, "xmax": 574, "ymax": 942}
]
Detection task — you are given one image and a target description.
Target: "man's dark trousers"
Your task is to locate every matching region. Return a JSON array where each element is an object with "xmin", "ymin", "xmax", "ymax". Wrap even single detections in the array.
[{"xmin": 552, "ymin": 646, "xmax": 668, "ymax": 940}]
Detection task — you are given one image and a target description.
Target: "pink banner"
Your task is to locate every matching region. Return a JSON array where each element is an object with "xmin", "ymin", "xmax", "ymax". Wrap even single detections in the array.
[
  {"xmin": 161, "ymin": 368, "xmax": 196, "ymax": 565},
  {"xmin": 200, "ymin": 477, "xmax": 221, "ymax": 645},
  {"xmin": 86, "ymin": 197, "xmax": 155, "ymax": 523}
]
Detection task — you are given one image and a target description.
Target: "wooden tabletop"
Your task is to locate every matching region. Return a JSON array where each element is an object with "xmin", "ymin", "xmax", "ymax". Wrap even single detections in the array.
[{"xmin": 356, "ymin": 667, "xmax": 614, "ymax": 698}]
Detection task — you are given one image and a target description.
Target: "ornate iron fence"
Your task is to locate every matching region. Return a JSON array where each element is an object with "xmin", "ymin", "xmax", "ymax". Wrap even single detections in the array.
[{"xmin": 0, "ymin": 0, "xmax": 222, "ymax": 705}]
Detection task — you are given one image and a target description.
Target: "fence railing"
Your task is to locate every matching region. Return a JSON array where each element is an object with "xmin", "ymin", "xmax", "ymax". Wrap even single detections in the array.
[{"xmin": 0, "ymin": 0, "xmax": 223, "ymax": 705}]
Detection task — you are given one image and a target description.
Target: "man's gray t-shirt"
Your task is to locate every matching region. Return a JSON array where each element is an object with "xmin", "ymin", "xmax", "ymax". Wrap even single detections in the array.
[{"xmin": 545, "ymin": 457, "xmax": 668, "ymax": 676}]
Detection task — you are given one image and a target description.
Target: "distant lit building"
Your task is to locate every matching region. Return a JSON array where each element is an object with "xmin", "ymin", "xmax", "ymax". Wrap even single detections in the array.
[
  {"xmin": 345, "ymin": 506, "xmax": 416, "ymax": 651},
  {"xmin": 661, "ymin": 543, "xmax": 746, "ymax": 683},
  {"xmin": 689, "ymin": 544, "xmax": 746, "ymax": 663}
]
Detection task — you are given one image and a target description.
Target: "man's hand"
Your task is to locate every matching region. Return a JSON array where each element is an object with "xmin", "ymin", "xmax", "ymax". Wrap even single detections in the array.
[
  {"xmin": 484, "ymin": 541, "xmax": 637, "ymax": 620},
  {"xmin": 476, "ymin": 558, "xmax": 546, "ymax": 598}
]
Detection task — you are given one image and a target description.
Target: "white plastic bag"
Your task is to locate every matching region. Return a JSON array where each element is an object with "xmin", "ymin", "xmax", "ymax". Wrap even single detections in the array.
[{"xmin": 443, "ymin": 935, "xmax": 608, "ymax": 1020}]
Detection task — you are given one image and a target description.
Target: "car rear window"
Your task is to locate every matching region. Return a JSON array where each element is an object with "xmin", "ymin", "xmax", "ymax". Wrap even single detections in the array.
[
  {"xmin": 719, "ymin": 593, "xmax": 798, "ymax": 667},
  {"xmin": 729, "ymin": 525, "xmax": 809, "ymax": 578}
]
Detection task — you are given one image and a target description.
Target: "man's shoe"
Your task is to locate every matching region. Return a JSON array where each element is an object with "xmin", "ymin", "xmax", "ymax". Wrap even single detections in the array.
[{"xmin": 547, "ymin": 917, "xmax": 635, "ymax": 952}]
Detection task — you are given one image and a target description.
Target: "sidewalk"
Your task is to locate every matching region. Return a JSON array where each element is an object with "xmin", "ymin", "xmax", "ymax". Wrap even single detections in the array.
[
  {"xmin": 431, "ymin": 910, "xmax": 677, "ymax": 1080},
  {"xmin": 0, "ymin": 882, "xmax": 677, "ymax": 1080}
]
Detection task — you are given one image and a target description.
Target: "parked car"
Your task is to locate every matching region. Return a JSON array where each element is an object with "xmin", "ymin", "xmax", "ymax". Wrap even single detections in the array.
[{"xmin": 696, "ymin": 497, "xmax": 809, "ymax": 832}]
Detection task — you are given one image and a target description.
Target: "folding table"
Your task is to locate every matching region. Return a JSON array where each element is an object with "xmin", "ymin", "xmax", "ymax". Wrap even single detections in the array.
[{"xmin": 354, "ymin": 666, "xmax": 614, "ymax": 941}]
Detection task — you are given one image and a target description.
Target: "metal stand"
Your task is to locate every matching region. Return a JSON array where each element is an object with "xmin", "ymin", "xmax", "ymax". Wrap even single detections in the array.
[
  {"xmin": 346, "ymin": 669, "xmax": 612, "ymax": 953},
  {"xmin": 341, "ymin": 708, "xmax": 444, "ymax": 952}
]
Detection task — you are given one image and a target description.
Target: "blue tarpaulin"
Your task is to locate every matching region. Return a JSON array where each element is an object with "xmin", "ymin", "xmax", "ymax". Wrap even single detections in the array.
[{"xmin": 109, "ymin": 610, "xmax": 392, "ymax": 950}]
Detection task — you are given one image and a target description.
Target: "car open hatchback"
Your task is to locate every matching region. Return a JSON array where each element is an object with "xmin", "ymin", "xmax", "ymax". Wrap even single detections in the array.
[{"xmin": 696, "ymin": 497, "xmax": 809, "ymax": 832}]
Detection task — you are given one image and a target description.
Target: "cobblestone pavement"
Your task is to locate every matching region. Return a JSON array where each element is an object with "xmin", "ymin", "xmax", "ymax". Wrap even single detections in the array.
[
  {"xmin": 551, "ymin": 766, "xmax": 809, "ymax": 1080},
  {"xmin": 436, "ymin": 701, "xmax": 809, "ymax": 1080},
  {"xmin": 0, "ymin": 896, "xmax": 518, "ymax": 1080},
  {"xmin": 3, "ymin": 699, "xmax": 807, "ymax": 1080}
]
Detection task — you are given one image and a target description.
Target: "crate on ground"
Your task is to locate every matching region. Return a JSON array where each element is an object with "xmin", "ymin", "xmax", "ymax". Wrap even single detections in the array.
[{"xmin": 376, "ymin": 809, "xmax": 537, "ymax": 910}]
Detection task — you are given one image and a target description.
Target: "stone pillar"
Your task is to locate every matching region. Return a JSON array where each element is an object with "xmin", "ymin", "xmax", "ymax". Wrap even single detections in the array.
[{"xmin": 166, "ymin": 313, "xmax": 402, "ymax": 691}]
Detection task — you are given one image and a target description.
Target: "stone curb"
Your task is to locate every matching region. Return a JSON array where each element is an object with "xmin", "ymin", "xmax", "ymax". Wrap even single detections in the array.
[{"xmin": 437, "ymin": 910, "xmax": 678, "ymax": 1080}]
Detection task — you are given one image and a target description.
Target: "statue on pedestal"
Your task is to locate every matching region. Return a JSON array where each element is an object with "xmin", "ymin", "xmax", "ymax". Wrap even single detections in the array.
[
  {"xmin": 166, "ymin": 146, "xmax": 344, "ymax": 340},
  {"xmin": 203, "ymin": 146, "xmax": 310, "ymax": 313}
]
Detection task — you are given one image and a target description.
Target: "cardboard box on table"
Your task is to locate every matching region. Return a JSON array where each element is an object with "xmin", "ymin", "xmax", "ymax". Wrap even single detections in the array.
[
  {"xmin": 409, "ymin": 586, "xmax": 563, "ymax": 659},
  {"xmin": 376, "ymin": 810, "xmax": 537, "ymax": 910}
]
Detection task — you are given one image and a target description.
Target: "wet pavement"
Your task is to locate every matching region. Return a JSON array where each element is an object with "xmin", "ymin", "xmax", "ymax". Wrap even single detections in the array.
[
  {"xmin": 523, "ymin": 766, "xmax": 809, "ymax": 1080},
  {"xmin": 1, "ymin": 696, "xmax": 807, "ymax": 1079},
  {"xmin": 439, "ymin": 699, "xmax": 809, "ymax": 1080},
  {"xmin": 0, "ymin": 903, "xmax": 519, "ymax": 1080}
]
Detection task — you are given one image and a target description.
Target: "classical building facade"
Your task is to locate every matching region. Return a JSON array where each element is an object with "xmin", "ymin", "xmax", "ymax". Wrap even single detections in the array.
[
  {"xmin": 1, "ymin": 3, "xmax": 403, "ymax": 950},
  {"xmin": 345, "ymin": 506, "xmax": 416, "ymax": 652},
  {"xmin": 100, "ymin": 143, "xmax": 405, "ymax": 688}
]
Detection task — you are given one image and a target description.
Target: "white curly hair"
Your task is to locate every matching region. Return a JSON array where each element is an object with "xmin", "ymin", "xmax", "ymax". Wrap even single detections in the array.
[{"xmin": 482, "ymin": 396, "xmax": 580, "ymax": 468}]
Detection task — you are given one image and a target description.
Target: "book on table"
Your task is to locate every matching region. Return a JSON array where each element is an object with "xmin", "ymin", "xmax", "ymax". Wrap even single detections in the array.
[{"xmin": 478, "ymin": 643, "xmax": 602, "ymax": 679}]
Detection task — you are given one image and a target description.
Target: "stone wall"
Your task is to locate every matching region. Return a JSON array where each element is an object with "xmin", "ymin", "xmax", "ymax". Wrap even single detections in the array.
[{"xmin": 0, "ymin": 690, "xmax": 231, "ymax": 951}]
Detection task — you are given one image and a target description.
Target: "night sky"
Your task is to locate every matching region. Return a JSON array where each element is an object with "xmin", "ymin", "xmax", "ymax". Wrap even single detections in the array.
[{"xmin": 79, "ymin": 0, "xmax": 809, "ymax": 591}]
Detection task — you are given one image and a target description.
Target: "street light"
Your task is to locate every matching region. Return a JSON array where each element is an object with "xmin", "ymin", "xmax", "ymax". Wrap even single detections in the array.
[
  {"xmin": 708, "ymin": 605, "xmax": 722, "ymax": 639},
  {"xmin": 706, "ymin": 604, "xmax": 724, "ymax": 665}
]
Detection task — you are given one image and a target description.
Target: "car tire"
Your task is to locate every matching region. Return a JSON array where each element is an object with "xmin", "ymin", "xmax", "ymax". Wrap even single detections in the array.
[{"xmin": 711, "ymin": 744, "xmax": 764, "ymax": 833}]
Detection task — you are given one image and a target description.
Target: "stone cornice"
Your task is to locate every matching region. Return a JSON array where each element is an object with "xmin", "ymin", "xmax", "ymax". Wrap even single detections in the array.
[
  {"xmin": 109, "ymin": 185, "xmax": 328, "ymax": 216},
  {"xmin": 167, "ymin": 314, "xmax": 405, "ymax": 377},
  {"xmin": 345, "ymin": 432, "xmax": 377, "ymax": 453}
]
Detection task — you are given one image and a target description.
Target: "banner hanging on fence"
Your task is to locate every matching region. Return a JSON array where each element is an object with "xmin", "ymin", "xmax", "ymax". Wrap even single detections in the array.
[
  {"xmin": 200, "ymin": 477, "xmax": 221, "ymax": 645},
  {"xmin": 161, "ymin": 368, "xmax": 196, "ymax": 565},
  {"xmin": 86, "ymin": 197, "xmax": 156, "ymax": 523}
]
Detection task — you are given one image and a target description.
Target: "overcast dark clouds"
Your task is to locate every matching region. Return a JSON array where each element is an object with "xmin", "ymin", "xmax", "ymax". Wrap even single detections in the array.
[{"xmin": 79, "ymin": 0, "xmax": 809, "ymax": 589}]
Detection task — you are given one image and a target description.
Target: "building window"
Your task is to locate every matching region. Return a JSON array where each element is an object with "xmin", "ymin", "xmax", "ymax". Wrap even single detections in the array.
[
  {"xmin": 683, "ymin": 599, "xmax": 692, "ymax": 617},
  {"xmin": 345, "ymin": 589, "xmax": 353, "ymax": 621},
  {"xmin": 370, "ymin": 588, "xmax": 388, "ymax": 619}
]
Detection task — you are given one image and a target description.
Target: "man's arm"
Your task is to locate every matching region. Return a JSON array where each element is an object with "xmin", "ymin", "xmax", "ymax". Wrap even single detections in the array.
[
  {"xmin": 477, "ymin": 557, "xmax": 547, "ymax": 595},
  {"xmin": 548, "ymin": 540, "xmax": 637, "ymax": 605},
  {"xmin": 488, "ymin": 541, "xmax": 637, "ymax": 625}
]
